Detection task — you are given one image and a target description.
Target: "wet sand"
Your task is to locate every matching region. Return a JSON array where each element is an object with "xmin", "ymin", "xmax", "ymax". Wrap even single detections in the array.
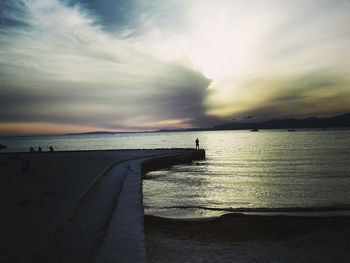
[{"xmin": 145, "ymin": 213, "xmax": 350, "ymax": 263}]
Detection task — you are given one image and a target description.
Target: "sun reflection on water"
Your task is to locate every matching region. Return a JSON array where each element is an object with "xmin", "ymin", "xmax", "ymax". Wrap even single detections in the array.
[{"xmin": 143, "ymin": 130, "xmax": 350, "ymax": 218}]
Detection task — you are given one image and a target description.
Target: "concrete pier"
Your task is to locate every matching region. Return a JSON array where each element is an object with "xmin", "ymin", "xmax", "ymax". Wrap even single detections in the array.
[
  {"xmin": 142, "ymin": 149, "xmax": 205, "ymax": 174},
  {"xmin": 96, "ymin": 149, "xmax": 205, "ymax": 263},
  {"xmin": 0, "ymin": 149, "xmax": 205, "ymax": 263}
]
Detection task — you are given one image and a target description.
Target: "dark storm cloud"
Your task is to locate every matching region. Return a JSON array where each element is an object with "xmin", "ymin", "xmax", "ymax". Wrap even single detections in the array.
[
  {"xmin": 64, "ymin": 0, "xmax": 136, "ymax": 31},
  {"xmin": 0, "ymin": 86, "xmax": 138, "ymax": 127},
  {"xmin": 64, "ymin": 0, "xmax": 189, "ymax": 35},
  {"xmin": 0, "ymin": 63, "xmax": 220, "ymax": 129},
  {"xmin": 141, "ymin": 66, "xmax": 223, "ymax": 128},
  {"xmin": 0, "ymin": 1, "xmax": 28, "ymax": 28}
]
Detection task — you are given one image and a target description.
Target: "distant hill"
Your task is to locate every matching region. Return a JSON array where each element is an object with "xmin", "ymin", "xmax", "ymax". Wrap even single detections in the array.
[
  {"xmin": 157, "ymin": 128, "xmax": 204, "ymax": 132},
  {"xmin": 64, "ymin": 131, "xmax": 116, "ymax": 135},
  {"xmin": 212, "ymin": 113, "xmax": 350, "ymax": 130},
  {"xmin": 64, "ymin": 130, "xmax": 154, "ymax": 136}
]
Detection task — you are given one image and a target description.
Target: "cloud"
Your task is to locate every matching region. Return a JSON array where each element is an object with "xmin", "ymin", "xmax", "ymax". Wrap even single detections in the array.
[
  {"xmin": 1, "ymin": 0, "xmax": 350, "ymax": 135},
  {"xmin": 195, "ymin": 0, "xmax": 350, "ymax": 118},
  {"xmin": 206, "ymin": 71, "xmax": 350, "ymax": 119},
  {"xmin": 0, "ymin": 0, "xmax": 218, "ymax": 134}
]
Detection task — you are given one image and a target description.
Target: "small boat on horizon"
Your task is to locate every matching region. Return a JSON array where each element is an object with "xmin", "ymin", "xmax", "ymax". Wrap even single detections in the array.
[
  {"xmin": 288, "ymin": 129, "xmax": 296, "ymax": 132},
  {"xmin": 250, "ymin": 128, "xmax": 259, "ymax": 132}
]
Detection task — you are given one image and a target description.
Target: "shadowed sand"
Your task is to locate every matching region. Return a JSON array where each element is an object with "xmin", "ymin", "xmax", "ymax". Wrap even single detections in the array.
[{"xmin": 145, "ymin": 213, "xmax": 350, "ymax": 263}]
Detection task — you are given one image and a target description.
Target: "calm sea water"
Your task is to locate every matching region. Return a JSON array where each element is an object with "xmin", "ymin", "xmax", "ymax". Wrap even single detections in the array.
[{"xmin": 1, "ymin": 130, "xmax": 350, "ymax": 218}]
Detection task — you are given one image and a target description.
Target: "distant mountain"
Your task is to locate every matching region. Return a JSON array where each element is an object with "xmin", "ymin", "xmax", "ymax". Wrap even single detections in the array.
[
  {"xmin": 66, "ymin": 128, "xmax": 204, "ymax": 136},
  {"xmin": 64, "ymin": 130, "xmax": 154, "ymax": 136},
  {"xmin": 212, "ymin": 113, "xmax": 350, "ymax": 130},
  {"xmin": 64, "ymin": 131, "xmax": 120, "ymax": 136},
  {"xmin": 157, "ymin": 128, "xmax": 204, "ymax": 132}
]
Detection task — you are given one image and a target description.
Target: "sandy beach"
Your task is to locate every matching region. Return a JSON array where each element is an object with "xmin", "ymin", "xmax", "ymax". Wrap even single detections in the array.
[{"xmin": 145, "ymin": 213, "xmax": 350, "ymax": 263}]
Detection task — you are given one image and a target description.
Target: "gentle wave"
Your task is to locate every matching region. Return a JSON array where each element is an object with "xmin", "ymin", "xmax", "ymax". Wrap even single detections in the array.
[{"xmin": 146, "ymin": 205, "xmax": 350, "ymax": 213}]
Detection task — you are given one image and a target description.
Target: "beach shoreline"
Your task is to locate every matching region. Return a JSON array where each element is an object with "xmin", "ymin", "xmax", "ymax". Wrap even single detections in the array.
[{"xmin": 144, "ymin": 213, "xmax": 350, "ymax": 263}]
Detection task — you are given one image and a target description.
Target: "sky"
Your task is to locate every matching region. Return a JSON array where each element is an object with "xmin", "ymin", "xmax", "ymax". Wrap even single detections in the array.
[{"xmin": 1, "ymin": 0, "xmax": 350, "ymax": 135}]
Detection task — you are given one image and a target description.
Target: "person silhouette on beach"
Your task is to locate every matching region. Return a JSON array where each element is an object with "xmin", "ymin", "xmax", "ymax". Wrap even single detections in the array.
[
  {"xmin": 38, "ymin": 146, "xmax": 42, "ymax": 152},
  {"xmin": 49, "ymin": 146, "xmax": 54, "ymax": 152},
  {"xmin": 195, "ymin": 138, "xmax": 199, "ymax": 149},
  {"xmin": 29, "ymin": 146, "xmax": 35, "ymax": 152}
]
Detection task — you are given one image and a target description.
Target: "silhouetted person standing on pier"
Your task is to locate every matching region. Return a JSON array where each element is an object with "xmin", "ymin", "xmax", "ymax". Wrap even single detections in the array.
[{"xmin": 195, "ymin": 138, "xmax": 199, "ymax": 149}]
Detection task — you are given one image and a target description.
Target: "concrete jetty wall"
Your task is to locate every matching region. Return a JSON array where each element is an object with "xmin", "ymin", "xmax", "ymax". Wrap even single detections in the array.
[
  {"xmin": 141, "ymin": 149, "xmax": 205, "ymax": 175},
  {"xmin": 96, "ymin": 149, "xmax": 206, "ymax": 263}
]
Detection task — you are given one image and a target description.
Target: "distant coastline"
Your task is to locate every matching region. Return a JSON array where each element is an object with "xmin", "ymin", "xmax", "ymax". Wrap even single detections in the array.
[
  {"xmin": 63, "ymin": 130, "xmax": 156, "ymax": 136},
  {"xmin": 211, "ymin": 112, "xmax": 350, "ymax": 131},
  {"xmin": 65, "ymin": 113, "xmax": 350, "ymax": 136}
]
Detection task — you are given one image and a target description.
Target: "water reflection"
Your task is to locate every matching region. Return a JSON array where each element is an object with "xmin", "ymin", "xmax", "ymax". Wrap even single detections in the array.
[{"xmin": 143, "ymin": 130, "xmax": 350, "ymax": 218}]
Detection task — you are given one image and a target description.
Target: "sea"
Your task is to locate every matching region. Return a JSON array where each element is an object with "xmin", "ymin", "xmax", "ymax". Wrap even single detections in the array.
[{"xmin": 1, "ymin": 129, "xmax": 350, "ymax": 218}]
